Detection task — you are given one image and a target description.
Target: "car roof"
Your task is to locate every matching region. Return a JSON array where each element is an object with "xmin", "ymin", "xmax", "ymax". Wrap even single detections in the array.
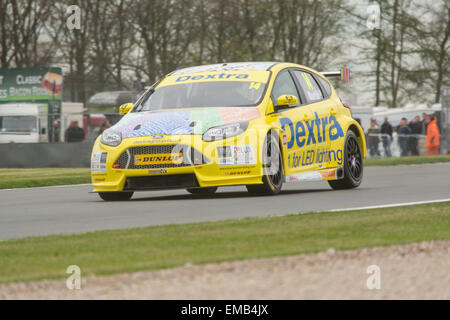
[{"xmin": 171, "ymin": 62, "xmax": 279, "ymax": 75}]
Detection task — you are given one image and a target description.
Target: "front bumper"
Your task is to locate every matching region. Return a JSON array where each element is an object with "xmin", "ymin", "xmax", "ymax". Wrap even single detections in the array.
[{"xmin": 91, "ymin": 134, "xmax": 264, "ymax": 192}]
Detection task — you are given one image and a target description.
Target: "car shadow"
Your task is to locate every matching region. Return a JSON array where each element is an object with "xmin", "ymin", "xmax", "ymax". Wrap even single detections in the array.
[{"xmin": 128, "ymin": 187, "xmax": 332, "ymax": 202}]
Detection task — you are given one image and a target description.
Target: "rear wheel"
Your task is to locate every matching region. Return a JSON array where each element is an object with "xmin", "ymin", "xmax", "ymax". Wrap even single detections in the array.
[
  {"xmin": 186, "ymin": 187, "xmax": 218, "ymax": 195},
  {"xmin": 328, "ymin": 130, "xmax": 363, "ymax": 190},
  {"xmin": 98, "ymin": 191, "xmax": 133, "ymax": 201},
  {"xmin": 246, "ymin": 131, "xmax": 283, "ymax": 195}
]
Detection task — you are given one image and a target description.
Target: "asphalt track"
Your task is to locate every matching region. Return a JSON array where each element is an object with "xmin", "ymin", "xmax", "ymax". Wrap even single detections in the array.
[{"xmin": 0, "ymin": 163, "xmax": 449, "ymax": 240}]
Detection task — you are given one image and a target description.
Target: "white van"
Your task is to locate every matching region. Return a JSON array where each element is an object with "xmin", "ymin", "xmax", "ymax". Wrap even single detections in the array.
[{"xmin": 0, "ymin": 104, "xmax": 48, "ymax": 143}]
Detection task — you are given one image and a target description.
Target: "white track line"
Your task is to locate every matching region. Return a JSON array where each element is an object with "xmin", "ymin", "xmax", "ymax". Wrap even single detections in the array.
[
  {"xmin": 0, "ymin": 184, "xmax": 90, "ymax": 192},
  {"xmin": 330, "ymin": 198, "xmax": 450, "ymax": 212}
]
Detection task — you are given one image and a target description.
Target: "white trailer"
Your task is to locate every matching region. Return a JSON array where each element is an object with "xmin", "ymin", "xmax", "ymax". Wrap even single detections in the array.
[{"xmin": 0, "ymin": 104, "xmax": 48, "ymax": 143}]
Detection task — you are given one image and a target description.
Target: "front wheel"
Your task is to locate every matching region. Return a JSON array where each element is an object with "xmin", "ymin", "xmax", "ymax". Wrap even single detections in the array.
[
  {"xmin": 98, "ymin": 191, "xmax": 134, "ymax": 201},
  {"xmin": 246, "ymin": 131, "xmax": 283, "ymax": 195},
  {"xmin": 328, "ymin": 130, "xmax": 363, "ymax": 190}
]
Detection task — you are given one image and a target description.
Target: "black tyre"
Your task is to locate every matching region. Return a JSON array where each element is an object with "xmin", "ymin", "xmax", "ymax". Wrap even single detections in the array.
[
  {"xmin": 246, "ymin": 131, "xmax": 283, "ymax": 195},
  {"xmin": 98, "ymin": 191, "xmax": 133, "ymax": 201},
  {"xmin": 186, "ymin": 187, "xmax": 218, "ymax": 195},
  {"xmin": 328, "ymin": 130, "xmax": 363, "ymax": 190}
]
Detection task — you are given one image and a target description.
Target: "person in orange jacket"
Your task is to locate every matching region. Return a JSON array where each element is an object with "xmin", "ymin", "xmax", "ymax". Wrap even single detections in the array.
[{"xmin": 425, "ymin": 114, "xmax": 440, "ymax": 155}]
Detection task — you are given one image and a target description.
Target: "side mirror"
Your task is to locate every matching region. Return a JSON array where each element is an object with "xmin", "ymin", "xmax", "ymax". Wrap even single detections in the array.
[
  {"xmin": 119, "ymin": 103, "xmax": 133, "ymax": 114},
  {"xmin": 275, "ymin": 95, "xmax": 299, "ymax": 111}
]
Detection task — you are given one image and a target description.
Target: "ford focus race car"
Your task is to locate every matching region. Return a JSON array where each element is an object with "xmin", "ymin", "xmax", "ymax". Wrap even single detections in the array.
[{"xmin": 91, "ymin": 62, "xmax": 366, "ymax": 201}]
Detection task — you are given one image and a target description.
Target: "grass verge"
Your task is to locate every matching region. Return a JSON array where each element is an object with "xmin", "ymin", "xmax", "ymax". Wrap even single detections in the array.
[
  {"xmin": 0, "ymin": 202, "xmax": 449, "ymax": 284},
  {"xmin": 0, "ymin": 168, "xmax": 90, "ymax": 189},
  {"xmin": 364, "ymin": 154, "xmax": 450, "ymax": 166}
]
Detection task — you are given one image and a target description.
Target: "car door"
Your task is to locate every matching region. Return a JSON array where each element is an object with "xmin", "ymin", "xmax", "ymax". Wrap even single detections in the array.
[
  {"xmin": 270, "ymin": 69, "xmax": 316, "ymax": 177},
  {"xmin": 291, "ymin": 69, "xmax": 335, "ymax": 169}
]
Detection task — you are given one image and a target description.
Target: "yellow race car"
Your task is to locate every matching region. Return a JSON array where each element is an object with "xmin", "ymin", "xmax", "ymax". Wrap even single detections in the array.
[{"xmin": 91, "ymin": 62, "xmax": 366, "ymax": 201}]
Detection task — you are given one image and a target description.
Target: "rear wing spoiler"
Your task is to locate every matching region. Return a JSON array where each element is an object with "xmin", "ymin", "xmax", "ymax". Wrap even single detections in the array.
[{"xmin": 320, "ymin": 68, "xmax": 350, "ymax": 82}]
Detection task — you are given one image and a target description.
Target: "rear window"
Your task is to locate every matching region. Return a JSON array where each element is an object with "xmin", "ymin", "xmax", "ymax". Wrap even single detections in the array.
[{"xmin": 316, "ymin": 76, "xmax": 332, "ymax": 97}]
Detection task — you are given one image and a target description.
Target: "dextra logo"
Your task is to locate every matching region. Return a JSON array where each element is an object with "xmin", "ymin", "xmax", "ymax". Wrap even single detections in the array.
[
  {"xmin": 176, "ymin": 73, "xmax": 249, "ymax": 82},
  {"xmin": 280, "ymin": 113, "xmax": 344, "ymax": 149}
]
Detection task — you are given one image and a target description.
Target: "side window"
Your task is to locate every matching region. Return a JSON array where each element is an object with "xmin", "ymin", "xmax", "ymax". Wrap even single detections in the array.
[
  {"xmin": 271, "ymin": 70, "xmax": 300, "ymax": 104},
  {"xmin": 315, "ymin": 75, "xmax": 331, "ymax": 97},
  {"xmin": 292, "ymin": 70, "xmax": 324, "ymax": 103}
]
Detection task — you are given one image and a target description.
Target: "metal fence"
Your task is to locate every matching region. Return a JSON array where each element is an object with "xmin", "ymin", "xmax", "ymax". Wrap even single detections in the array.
[{"xmin": 366, "ymin": 133, "xmax": 430, "ymax": 157}]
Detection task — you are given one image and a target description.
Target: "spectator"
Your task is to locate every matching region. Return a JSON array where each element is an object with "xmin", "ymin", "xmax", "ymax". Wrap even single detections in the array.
[
  {"xmin": 65, "ymin": 121, "xmax": 85, "ymax": 143},
  {"xmin": 53, "ymin": 120, "xmax": 60, "ymax": 143},
  {"xmin": 397, "ymin": 117, "xmax": 412, "ymax": 156},
  {"xmin": 425, "ymin": 114, "xmax": 440, "ymax": 155},
  {"xmin": 408, "ymin": 116, "xmax": 422, "ymax": 156},
  {"xmin": 422, "ymin": 112, "xmax": 429, "ymax": 134},
  {"xmin": 367, "ymin": 117, "xmax": 380, "ymax": 157},
  {"xmin": 380, "ymin": 116, "xmax": 393, "ymax": 157},
  {"xmin": 98, "ymin": 119, "xmax": 111, "ymax": 135}
]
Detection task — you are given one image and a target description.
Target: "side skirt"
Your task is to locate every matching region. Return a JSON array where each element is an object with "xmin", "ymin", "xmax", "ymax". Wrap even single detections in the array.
[{"xmin": 285, "ymin": 167, "xmax": 344, "ymax": 183}]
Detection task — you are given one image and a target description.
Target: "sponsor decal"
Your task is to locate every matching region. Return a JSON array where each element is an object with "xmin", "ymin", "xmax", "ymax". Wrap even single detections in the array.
[
  {"xmin": 175, "ymin": 73, "xmax": 249, "ymax": 82},
  {"xmin": 217, "ymin": 146, "xmax": 232, "ymax": 158},
  {"xmin": 115, "ymin": 107, "xmax": 259, "ymax": 138},
  {"xmin": 171, "ymin": 62, "xmax": 275, "ymax": 75},
  {"xmin": 249, "ymin": 82, "xmax": 261, "ymax": 90},
  {"xmin": 134, "ymin": 153, "xmax": 182, "ymax": 166},
  {"xmin": 148, "ymin": 169, "xmax": 167, "ymax": 174},
  {"xmin": 91, "ymin": 152, "xmax": 107, "ymax": 172},
  {"xmin": 160, "ymin": 70, "xmax": 270, "ymax": 87},
  {"xmin": 286, "ymin": 171, "xmax": 322, "ymax": 182},
  {"xmin": 279, "ymin": 113, "xmax": 344, "ymax": 149},
  {"xmin": 225, "ymin": 170, "xmax": 251, "ymax": 176},
  {"xmin": 218, "ymin": 145, "xmax": 256, "ymax": 166},
  {"xmin": 151, "ymin": 134, "xmax": 165, "ymax": 139},
  {"xmin": 287, "ymin": 147, "xmax": 343, "ymax": 168},
  {"xmin": 219, "ymin": 165, "xmax": 255, "ymax": 171},
  {"xmin": 319, "ymin": 169, "xmax": 337, "ymax": 180},
  {"xmin": 286, "ymin": 168, "xmax": 339, "ymax": 182},
  {"xmin": 133, "ymin": 138, "xmax": 181, "ymax": 145},
  {"xmin": 0, "ymin": 67, "xmax": 63, "ymax": 102}
]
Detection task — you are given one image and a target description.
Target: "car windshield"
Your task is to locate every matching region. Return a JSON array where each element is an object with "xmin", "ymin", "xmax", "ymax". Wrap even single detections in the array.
[
  {"xmin": 133, "ymin": 80, "xmax": 267, "ymax": 112},
  {"xmin": 0, "ymin": 116, "xmax": 37, "ymax": 133}
]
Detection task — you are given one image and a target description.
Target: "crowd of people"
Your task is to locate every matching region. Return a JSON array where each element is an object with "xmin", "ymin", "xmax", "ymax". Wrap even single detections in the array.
[{"xmin": 367, "ymin": 113, "xmax": 440, "ymax": 157}]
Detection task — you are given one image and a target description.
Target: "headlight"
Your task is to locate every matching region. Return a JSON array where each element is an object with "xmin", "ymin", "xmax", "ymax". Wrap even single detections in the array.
[
  {"xmin": 101, "ymin": 129, "xmax": 122, "ymax": 146},
  {"xmin": 202, "ymin": 122, "xmax": 248, "ymax": 141}
]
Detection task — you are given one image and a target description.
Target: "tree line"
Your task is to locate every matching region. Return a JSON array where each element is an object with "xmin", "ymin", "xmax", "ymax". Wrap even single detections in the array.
[{"xmin": 0, "ymin": 0, "xmax": 448, "ymax": 107}]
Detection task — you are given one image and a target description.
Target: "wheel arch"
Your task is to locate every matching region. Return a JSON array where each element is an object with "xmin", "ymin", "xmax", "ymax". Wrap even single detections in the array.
[
  {"xmin": 346, "ymin": 121, "xmax": 367, "ymax": 158},
  {"xmin": 266, "ymin": 126, "xmax": 289, "ymax": 176}
]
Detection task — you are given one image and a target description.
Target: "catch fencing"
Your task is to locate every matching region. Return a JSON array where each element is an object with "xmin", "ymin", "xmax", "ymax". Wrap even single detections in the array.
[{"xmin": 366, "ymin": 133, "xmax": 429, "ymax": 157}]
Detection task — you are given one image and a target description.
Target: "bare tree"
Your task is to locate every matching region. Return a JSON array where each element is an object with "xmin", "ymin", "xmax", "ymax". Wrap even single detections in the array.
[
  {"xmin": 270, "ymin": 0, "xmax": 348, "ymax": 69},
  {"xmin": 412, "ymin": 0, "xmax": 450, "ymax": 103},
  {"xmin": 0, "ymin": 0, "xmax": 53, "ymax": 68}
]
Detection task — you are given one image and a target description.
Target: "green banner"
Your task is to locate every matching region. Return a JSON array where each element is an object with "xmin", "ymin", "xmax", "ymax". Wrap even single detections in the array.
[{"xmin": 0, "ymin": 67, "xmax": 63, "ymax": 103}]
